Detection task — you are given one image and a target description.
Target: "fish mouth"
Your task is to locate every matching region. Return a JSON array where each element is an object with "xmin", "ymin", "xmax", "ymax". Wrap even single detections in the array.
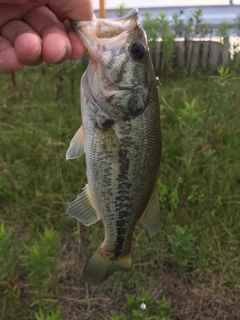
[{"xmin": 69, "ymin": 9, "xmax": 139, "ymax": 61}]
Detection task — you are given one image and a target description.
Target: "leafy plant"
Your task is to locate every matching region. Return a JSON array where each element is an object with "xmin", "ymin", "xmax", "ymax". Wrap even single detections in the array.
[
  {"xmin": 157, "ymin": 180, "xmax": 168, "ymax": 203},
  {"xmin": 187, "ymin": 184, "xmax": 205, "ymax": 204},
  {"xmin": 169, "ymin": 187, "xmax": 180, "ymax": 210},
  {"xmin": 0, "ymin": 224, "xmax": 20, "ymax": 317},
  {"xmin": 1, "ymin": 59, "xmax": 240, "ymax": 319},
  {"xmin": 156, "ymin": 296, "xmax": 172, "ymax": 320},
  {"xmin": 184, "ymin": 19, "xmax": 194, "ymax": 40},
  {"xmin": 143, "ymin": 11, "xmax": 159, "ymax": 42},
  {"xmin": 203, "ymin": 148, "xmax": 217, "ymax": 163},
  {"xmin": 210, "ymin": 66, "xmax": 237, "ymax": 88},
  {"xmin": 21, "ymin": 228, "xmax": 60, "ymax": 308},
  {"xmin": 170, "ymin": 225, "xmax": 196, "ymax": 266},
  {"xmin": 157, "ymin": 181, "xmax": 180, "ymax": 211},
  {"xmin": 111, "ymin": 292, "xmax": 172, "ymax": 319},
  {"xmin": 179, "ymin": 93, "xmax": 201, "ymax": 121},
  {"xmin": 234, "ymin": 13, "xmax": 240, "ymax": 37},
  {"xmin": 0, "ymin": 224, "xmax": 18, "ymax": 284},
  {"xmin": 0, "ymin": 173, "xmax": 12, "ymax": 197},
  {"xmin": 172, "ymin": 12, "xmax": 184, "ymax": 36},
  {"xmin": 216, "ymin": 21, "xmax": 231, "ymax": 46},
  {"xmin": 193, "ymin": 9, "xmax": 203, "ymax": 35},
  {"xmin": 199, "ymin": 22, "xmax": 211, "ymax": 38},
  {"xmin": 158, "ymin": 13, "xmax": 171, "ymax": 35},
  {"xmin": 116, "ymin": 4, "xmax": 126, "ymax": 17},
  {"xmin": 35, "ymin": 309, "xmax": 61, "ymax": 320}
]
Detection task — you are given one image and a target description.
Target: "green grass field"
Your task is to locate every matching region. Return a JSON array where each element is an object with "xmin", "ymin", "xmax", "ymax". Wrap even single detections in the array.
[{"xmin": 0, "ymin": 63, "xmax": 240, "ymax": 320}]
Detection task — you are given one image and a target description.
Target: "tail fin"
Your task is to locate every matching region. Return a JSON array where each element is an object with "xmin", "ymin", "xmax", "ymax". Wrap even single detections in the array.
[{"xmin": 82, "ymin": 248, "xmax": 133, "ymax": 285}]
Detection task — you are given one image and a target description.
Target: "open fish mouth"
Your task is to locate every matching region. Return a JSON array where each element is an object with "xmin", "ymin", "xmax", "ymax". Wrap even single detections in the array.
[{"xmin": 69, "ymin": 9, "xmax": 140, "ymax": 60}]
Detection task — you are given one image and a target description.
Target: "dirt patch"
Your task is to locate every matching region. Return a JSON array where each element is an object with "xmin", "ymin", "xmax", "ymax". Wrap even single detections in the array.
[{"xmin": 57, "ymin": 242, "xmax": 240, "ymax": 320}]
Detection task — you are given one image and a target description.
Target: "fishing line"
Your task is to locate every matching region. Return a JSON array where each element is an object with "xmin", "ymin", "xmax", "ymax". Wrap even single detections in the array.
[
  {"xmin": 162, "ymin": 97, "xmax": 240, "ymax": 187},
  {"xmin": 161, "ymin": 97, "xmax": 196, "ymax": 134},
  {"xmin": 156, "ymin": 77, "xmax": 240, "ymax": 188},
  {"xmin": 155, "ymin": 77, "xmax": 196, "ymax": 134}
]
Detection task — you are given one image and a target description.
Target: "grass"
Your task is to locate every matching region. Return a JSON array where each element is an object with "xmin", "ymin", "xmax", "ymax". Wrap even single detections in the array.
[{"xmin": 0, "ymin": 62, "xmax": 240, "ymax": 319}]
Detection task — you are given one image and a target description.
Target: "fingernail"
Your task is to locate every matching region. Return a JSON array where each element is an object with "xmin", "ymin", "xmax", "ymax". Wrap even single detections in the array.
[{"xmin": 51, "ymin": 47, "xmax": 67, "ymax": 63}]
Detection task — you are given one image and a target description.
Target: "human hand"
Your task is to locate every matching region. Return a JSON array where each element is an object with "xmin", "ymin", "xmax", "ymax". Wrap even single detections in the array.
[{"xmin": 0, "ymin": 0, "xmax": 94, "ymax": 72}]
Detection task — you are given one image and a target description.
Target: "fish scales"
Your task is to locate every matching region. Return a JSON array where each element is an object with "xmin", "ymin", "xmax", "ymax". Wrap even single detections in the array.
[{"xmin": 66, "ymin": 8, "xmax": 162, "ymax": 285}]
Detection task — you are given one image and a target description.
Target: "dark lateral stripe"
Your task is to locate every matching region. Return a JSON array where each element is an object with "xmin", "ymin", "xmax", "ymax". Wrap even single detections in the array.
[{"xmin": 114, "ymin": 141, "xmax": 133, "ymax": 257}]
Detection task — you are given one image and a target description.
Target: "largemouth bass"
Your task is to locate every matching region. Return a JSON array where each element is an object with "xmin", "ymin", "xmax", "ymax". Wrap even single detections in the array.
[{"xmin": 66, "ymin": 8, "xmax": 161, "ymax": 285}]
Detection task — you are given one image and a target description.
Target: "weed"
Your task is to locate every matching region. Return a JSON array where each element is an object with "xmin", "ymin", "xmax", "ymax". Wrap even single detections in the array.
[
  {"xmin": 21, "ymin": 228, "xmax": 60, "ymax": 309},
  {"xmin": 116, "ymin": 4, "xmax": 126, "ymax": 17},
  {"xmin": 184, "ymin": 19, "xmax": 194, "ymax": 40},
  {"xmin": 142, "ymin": 11, "xmax": 159, "ymax": 42},
  {"xmin": 158, "ymin": 13, "xmax": 175, "ymax": 71},
  {"xmin": 216, "ymin": 21, "xmax": 231, "ymax": 46},
  {"xmin": 234, "ymin": 13, "xmax": 240, "ymax": 37},
  {"xmin": 0, "ymin": 224, "xmax": 18, "ymax": 284},
  {"xmin": 172, "ymin": 12, "xmax": 184, "ymax": 37},
  {"xmin": 193, "ymin": 9, "xmax": 203, "ymax": 35},
  {"xmin": 170, "ymin": 225, "xmax": 196, "ymax": 266},
  {"xmin": 111, "ymin": 292, "xmax": 172, "ymax": 320},
  {"xmin": 180, "ymin": 93, "xmax": 200, "ymax": 121},
  {"xmin": 0, "ymin": 223, "xmax": 20, "ymax": 318},
  {"xmin": 34, "ymin": 309, "xmax": 61, "ymax": 320},
  {"xmin": 156, "ymin": 296, "xmax": 172, "ymax": 320},
  {"xmin": 0, "ymin": 61, "xmax": 240, "ymax": 319}
]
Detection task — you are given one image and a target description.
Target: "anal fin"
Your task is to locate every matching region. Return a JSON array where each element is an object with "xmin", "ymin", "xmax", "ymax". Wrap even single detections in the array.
[
  {"xmin": 66, "ymin": 125, "xmax": 85, "ymax": 160},
  {"xmin": 139, "ymin": 185, "xmax": 160, "ymax": 240},
  {"xmin": 67, "ymin": 184, "xmax": 100, "ymax": 226}
]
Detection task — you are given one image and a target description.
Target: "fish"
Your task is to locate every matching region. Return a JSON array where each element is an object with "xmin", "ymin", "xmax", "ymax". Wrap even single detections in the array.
[{"xmin": 66, "ymin": 8, "xmax": 162, "ymax": 285}]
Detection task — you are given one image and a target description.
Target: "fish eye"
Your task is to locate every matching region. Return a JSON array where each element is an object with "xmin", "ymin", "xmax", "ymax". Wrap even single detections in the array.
[{"xmin": 130, "ymin": 42, "xmax": 146, "ymax": 60}]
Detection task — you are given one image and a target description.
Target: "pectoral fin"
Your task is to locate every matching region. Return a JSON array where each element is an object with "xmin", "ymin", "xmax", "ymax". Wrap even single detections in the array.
[
  {"xmin": 67, "ymin": 184, "xmax": 100, "ymax": 226},
  {"xmin": 139, "ymin": 186, "xmax": 160, "ymax": 240},
  {"xmin": 66, "ymin": 125, "xmax": 85, "ymax": 160}
]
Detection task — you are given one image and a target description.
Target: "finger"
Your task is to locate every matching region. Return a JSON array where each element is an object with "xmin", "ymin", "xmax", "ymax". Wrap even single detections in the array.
[
  {"xmin": 68, "ymin": 29, "xmax": 86, "ymax": 59},
  {"xmin": 1, "ymin": 20, "xmax": 42, "ymax": 66},
  {"xmin": 0, "ymin": 36, "xmax": 23, "ymax": 72},
  {"xmin": 0, "ymin": 0, "xmax": 30, "ymax": 3},
  {"xmin": 24, "ymin": 6, "xmax": 71, "ymax": 64},
  {"xmin": 0, "ymin": 0, "xmax": 94, "ymax": 21},
  {"xmin": 0, "ymin": 3, "xmax": 38, "ymax": 26},
  {"xmin": 48, "ymin": 0, "xmax": 94, "ymax": 21},
  {"xmin": 63, "ymin": 20, "xmax": 86, "ymax": 59}
]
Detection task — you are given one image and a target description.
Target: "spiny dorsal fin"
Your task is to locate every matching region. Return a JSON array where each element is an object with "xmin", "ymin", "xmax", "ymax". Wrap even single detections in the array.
[
  {"xmin": 67, "ymin": 184, "xmax": 100, "ymax": 226},
  {"xmin": 139, "ymin": 186, "xmax": 160, "ymax": 240},
  {"xmin": 66, "ymin": 125, "xmax": 85, "ymax": 160}
]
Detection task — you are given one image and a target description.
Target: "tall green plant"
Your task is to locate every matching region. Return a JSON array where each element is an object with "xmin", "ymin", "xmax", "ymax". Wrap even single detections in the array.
[
  {"xmin": 35, "ymin": 309, "xmax": 61, "ymax": 320},
  {"xmin": 21, "ymin": 228, "xmax": 60, "ymax": 309},
  {"xmin": 172, "ymin": 12, "xmax": 184, "ymax": 37},
  {"xmin": 217, "ymin": 21, "xmax": 231, "ymax": 46},
  {"xmin": 184, "ymin": 19, "xmax": 194, "ymax": 40},
  {"xmin": 0, "ymin": 224, "xmax": 18, "ymax": 284},
  {"xmin": 193, "ymin": 9, "xmax": 203, "ymax": 35},
  {"xmin": 116, "ymin": 4, "xmax": 126, "ymax": 17},
  {"xmin": 143, "ymin": 11, "xmax": 159, "ymax": 41},
  {"xmin": 111, "ymin": 291, "xmax": 172, "ymax": 319},
  {"xmin": 158, "ymin": 13, "xmax": 175, "ymax": 74},
  {"xmin": 199, "ymin": 22, "xmax": 211, "ymax": 38},
  {"xmin": 158, "ymin": 12, "xmax": 170, "ymax": 35},
  {"xmin": 0, "ymin": 223, "xmax": 20, "ymax": 318},
  {"xmin": 234, "ymin": 13, "xmax": 240, "ymax": 36},
  {"xmin": 170, "ymin": 225, "xmax": 196, "ymax": 266},
  {"xmin": 142, "ymin": 11, "xmax": 160, "ymax": 55}
]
